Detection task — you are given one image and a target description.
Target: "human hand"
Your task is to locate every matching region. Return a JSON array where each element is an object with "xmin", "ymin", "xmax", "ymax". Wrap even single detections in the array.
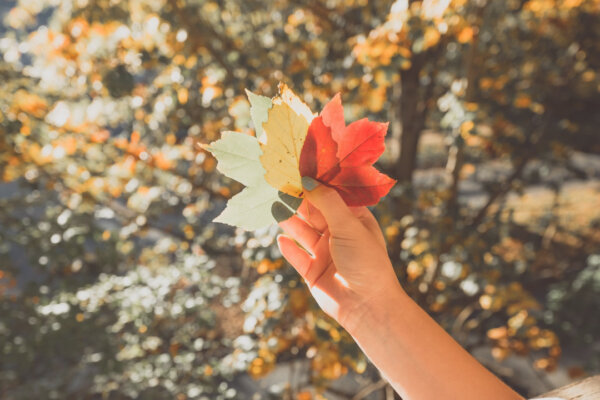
[
  {"xmin": 279, "ymin": 178, "xmax": 525, "ymax": 400},
  {"xmin": 277, "ymin": 177, "xmax": 404, "ymax": 332}
]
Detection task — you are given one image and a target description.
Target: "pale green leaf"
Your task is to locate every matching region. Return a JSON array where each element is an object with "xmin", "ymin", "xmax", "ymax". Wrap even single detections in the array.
[
  {"xmin": 245, "ymin": 89, "xmax": 272, "ymax": 144},
  {"xmin": 214, "ymin": 182, "xmax": 280, "ymax": 230},
  {"xmin": 204, "ymin": 131, "xmax": 265, "ymax": 187}
]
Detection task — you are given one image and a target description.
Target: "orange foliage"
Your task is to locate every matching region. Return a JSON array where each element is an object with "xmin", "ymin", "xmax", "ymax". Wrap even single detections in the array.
[{"xmin": 12, "ymin": 90, "xmax": 48, "ymax": 118}]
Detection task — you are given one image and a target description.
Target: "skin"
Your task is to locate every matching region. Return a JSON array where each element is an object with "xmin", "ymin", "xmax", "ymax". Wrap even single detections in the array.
[{"xmin": 278, "ymin": 179, "xmax": 525, "ymax": 400}]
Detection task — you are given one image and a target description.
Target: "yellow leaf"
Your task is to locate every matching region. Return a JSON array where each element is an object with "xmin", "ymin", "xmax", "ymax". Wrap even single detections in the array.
[
  {"xmin": 277, "ymin": 82, "xmax": 315, "ymax": 124},
  {"xmin": 260, "ymin": 96, "xmax": 309, "ymax": 197}
]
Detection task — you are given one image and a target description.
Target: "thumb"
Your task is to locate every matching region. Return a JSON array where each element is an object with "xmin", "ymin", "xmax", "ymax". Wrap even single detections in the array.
[{"xmin": 301, "ymin": 177, "xmax": 358, "ymax": 234}]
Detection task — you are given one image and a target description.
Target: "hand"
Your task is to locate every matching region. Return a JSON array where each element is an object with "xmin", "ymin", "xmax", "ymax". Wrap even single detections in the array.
[
  {"xmin": 277, "ymin": 177, "xmax": 404, "ymax": 332},
  {"xmin": 280, "ymin": 178, "xmax": 524, "ymax": 400}
]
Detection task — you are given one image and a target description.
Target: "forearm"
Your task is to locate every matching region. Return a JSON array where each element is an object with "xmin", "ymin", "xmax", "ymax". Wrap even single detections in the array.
[{"xmin": 345, "ymin": 285, "xmax": 524, "ymax": 400}]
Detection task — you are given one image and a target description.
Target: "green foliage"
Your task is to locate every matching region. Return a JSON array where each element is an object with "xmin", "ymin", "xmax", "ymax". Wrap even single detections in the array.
[{"xmin": 2, "ymin": 252, "xmax": 244, "ymax": 399}]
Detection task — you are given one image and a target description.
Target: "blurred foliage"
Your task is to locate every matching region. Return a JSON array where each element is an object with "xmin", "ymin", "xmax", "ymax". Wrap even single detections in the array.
[{"xmin": 0, "ymin": 0, "xmax": 599, "ymax": 399}]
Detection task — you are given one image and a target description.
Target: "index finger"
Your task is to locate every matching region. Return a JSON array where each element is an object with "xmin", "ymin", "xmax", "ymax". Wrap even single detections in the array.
[
  {"xmin": 302, "ymin": 179, "xmax": 360, "ymax": 235},
  {"xmin": 350, "ymin": 206, "xmax": 386, "ymax": 249},
  {"xmin": 297, "ymin": 199, "xmax": 327, "ymax": 233}
]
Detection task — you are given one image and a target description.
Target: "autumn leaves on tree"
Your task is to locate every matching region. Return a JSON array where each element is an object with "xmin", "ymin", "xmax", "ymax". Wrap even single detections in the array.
[{"xmin": 204, "ymin": 84, "xmax": 396, "ymax": 230}]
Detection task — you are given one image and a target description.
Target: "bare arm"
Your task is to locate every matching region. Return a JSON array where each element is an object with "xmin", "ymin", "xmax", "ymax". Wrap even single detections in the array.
[
  {"xmin": 278, "ymin": 177, "xmax": 524, "ymax": 400},
  {"xmin": 346, "ymin": 284, "xmax": 522, "ymax": 399}
]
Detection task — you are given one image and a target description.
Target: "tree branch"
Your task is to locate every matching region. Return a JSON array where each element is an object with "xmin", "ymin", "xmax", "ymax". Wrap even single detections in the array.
[{"xmin": 352, "ymin": 379, "xmax": 388, "ymax": 400}]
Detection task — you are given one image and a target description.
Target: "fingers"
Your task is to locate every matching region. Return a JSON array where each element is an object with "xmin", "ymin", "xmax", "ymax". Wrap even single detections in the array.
[
  {"xmin": 304, "ymin": 232, "xmax": 332, "ymax": 285},
  {"xmin": 297, "ymin": 199, "xmax": 327, "ymax": 233},
  {"xmin": 278, "ymin": 232, "xmax": 332, "ymax": 288},
  {"xmin": 301, "ymin": 177, "xmax": 360, "ymax": 235},
  {"xmin": 277, "ymin": 235, "xmax": 312, "ymax": 278},
  {"xmin": 350, "ymin": 207, "xmax": 387, "ymax": 249},
  {"xmin": 298, "ymin": 191, "xmax": 386, "ymax": 249},
  {"xmin": 279, "ymin": 215, "xmax": 322, "ymax": 254}
]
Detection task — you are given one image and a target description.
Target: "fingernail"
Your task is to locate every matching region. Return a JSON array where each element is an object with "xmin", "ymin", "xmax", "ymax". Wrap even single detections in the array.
[
  {"xmin": 278, "ymin": 191, "xmax": 303, "ymax": 210},
  {"xmin": 301, "ymin": 176, "xmax": 319, "ymax": 191},
  {"xmin": 272, "ymin": 201, "xmax": 294, "ymax": 223}
]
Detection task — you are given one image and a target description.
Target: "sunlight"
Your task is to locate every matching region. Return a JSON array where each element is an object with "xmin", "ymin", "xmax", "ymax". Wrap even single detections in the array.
[{"xmin": 334, "ymin": 272, "xmax": 350, "ymax": 289}]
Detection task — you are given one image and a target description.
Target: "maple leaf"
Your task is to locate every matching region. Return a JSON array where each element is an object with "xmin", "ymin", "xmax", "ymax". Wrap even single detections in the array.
[
  {"xmin": 203, "ymin": 85, "xmax": 312, "ymax": 230},
  {"xmin": 203, "ymin": 130, "xmax": 297, "ymax": 230},
  {"xmin": 323, "ymin": 93, "xmax": 388, "ymax": 167},
  {"xmin": 326, "ymin": 166, "xmax": 396, "ymax": 207},
  {"xmin": 245, "ymin": 89, "xmax": 272, "ymax": 144},
  {"xmin": 213, "ymin": 181, "xmax": 280, "ymax": 230},
  {"xmin": 259, "ymin": 83, "xmax": 314, "ymax": 198},
  {"xmin": 298, "ymin": 114, "xmax": 340, "ymax": 181},
  {"xmin": 277, "ymin": 82, "xmax": 315, "ymax": 124},
  {"xmin": 299, "ymin": 94, "xmax": 396, "ymax": 206},
  {"xmin": 204, "ymin": 130, "xmax": 266, "ymax": 187},
  {"xmin": 204, "ymin": 85, "xmax": 394, "ymax": 231}
]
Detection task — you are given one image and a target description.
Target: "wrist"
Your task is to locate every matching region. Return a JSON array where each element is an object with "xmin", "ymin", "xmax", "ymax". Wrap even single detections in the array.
[{"xmin": 341, "ymin": 280, "xmax": 409, "ymax": 337}]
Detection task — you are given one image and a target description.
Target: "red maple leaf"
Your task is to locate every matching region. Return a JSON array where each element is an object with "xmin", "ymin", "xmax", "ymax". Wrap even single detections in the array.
[{"xmin": 299, "ymin": 94, "xmax": 396, "ymax": 206}]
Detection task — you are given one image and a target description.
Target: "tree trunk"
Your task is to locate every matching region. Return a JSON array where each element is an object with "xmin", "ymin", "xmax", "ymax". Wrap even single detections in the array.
[{"xmin": 393, "ymin": 60, "xmax": 426, "ymax": 185}]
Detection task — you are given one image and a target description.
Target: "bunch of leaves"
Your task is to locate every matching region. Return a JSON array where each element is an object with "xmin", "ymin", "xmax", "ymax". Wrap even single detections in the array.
[{"xmin": 204, "ymin": 84, "xmax": 396, "ymax": 230}]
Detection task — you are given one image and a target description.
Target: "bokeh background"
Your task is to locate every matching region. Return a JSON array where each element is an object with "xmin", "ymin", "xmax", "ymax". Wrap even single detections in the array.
[{"xmin": 1, "ymin": 0, "xmax": 599, "ymax": 399}]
